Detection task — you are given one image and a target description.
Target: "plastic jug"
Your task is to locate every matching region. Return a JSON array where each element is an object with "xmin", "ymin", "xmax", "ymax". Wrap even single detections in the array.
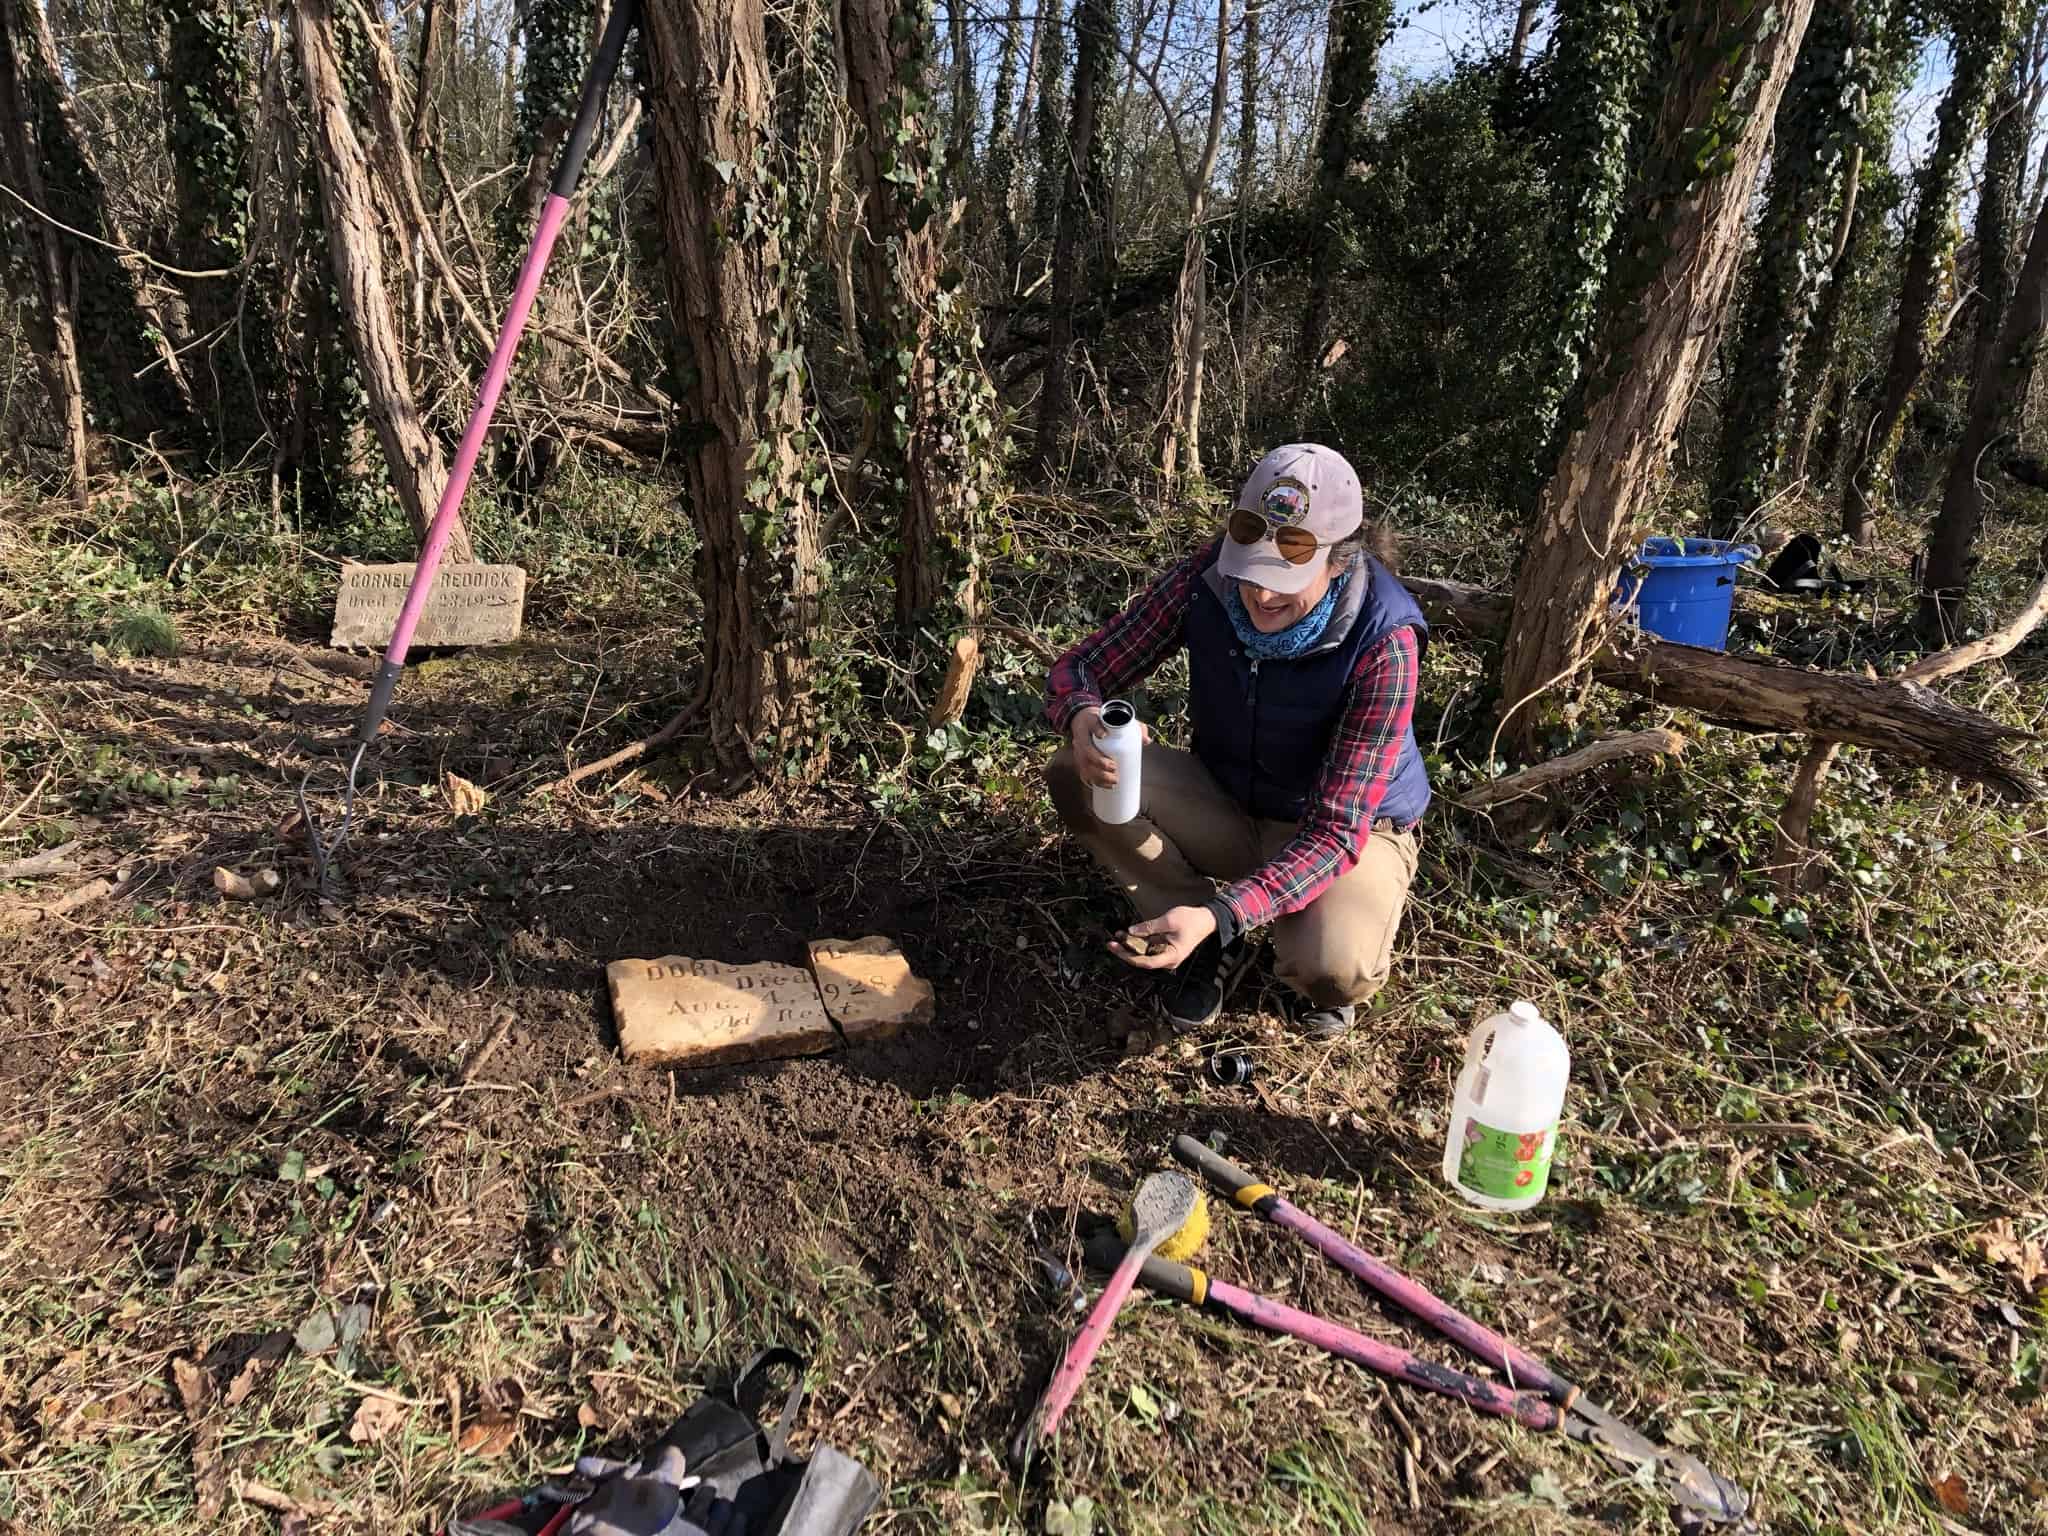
[
  {"xmin": 1442, "ymin": 1001, "xmax": 1569, "ymax": 1211},
  {"xmin": 1090, "ymin": 699, "xmax": 1143, "ymax": 825}
]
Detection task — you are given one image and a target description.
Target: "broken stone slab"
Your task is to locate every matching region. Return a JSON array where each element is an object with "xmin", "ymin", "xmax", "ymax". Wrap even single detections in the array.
[
  {"xmin": 329, "ymin": 563, "xmax": 526, "ymax": 649},
  {"xmin": 607, "ymin": 956, "xmax": 836, "ymax": 1067},
  {"xmin": 806, "ymin": 936, "xmax": 935, "ymax": 1042}
]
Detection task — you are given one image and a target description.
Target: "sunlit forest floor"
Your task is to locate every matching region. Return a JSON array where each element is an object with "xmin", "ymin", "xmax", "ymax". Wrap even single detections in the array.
[{"xmin": 1, "ymin": 470, "xmax": 2043, "ymax": 1534}]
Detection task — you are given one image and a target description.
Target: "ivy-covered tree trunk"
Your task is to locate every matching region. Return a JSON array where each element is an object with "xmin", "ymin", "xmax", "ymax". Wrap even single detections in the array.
[
  {"xmin": 643, "ymin": 0, "xmax": 821, "ymax": 773},
  {"xmin": 1839, "ymin": 0, "xmax": 2016, "ymax": 544},
  {"xmin": 0, "ymin": 0, "xmax": 89, "ymax": 502},
  {"xmin": 3, "ymin": 0, "xmax": 191, "ymax": 446},
  {"xmin": 293, "ymin": 0, "xmax": 474, "ymax": 562},
  {"xmin": 1295, "ymin": 0, "xmax": 1392, "ymax": 371},
  {"xmin": 1031, "ymin": 0, "xmax": 1113, "ymax": 476},
  {"xmin": 1029, "ymin": 1, "xmax": 1069, "ymax": 245},
  {"xmin": 985, "ymin": 0, "xmax": 1025, "ymax": 274},
  {"xmin": 1523, "ymin": 0, "xmax": 1648, "ymax": 482},
  {"xmin": 1158, "ymin": 0, "xmax": 1230, "ymax": 485},
  {"xmin": 1707, "ymin": 0, "xmax": 1862, "ymax": 535},
  {"xmin": 1968, "ymin": 53, "xmax": 2028, "ymax": 393},
  {"xmin": 1782, "ymin": 139, "xmax": 1877, "ymax": 486},
  {"xmin": 1920, "ymin": 190, "xmax": 2048, "ymax": 638},
  {"xmin": 502, "ymin": 0, "xmax": 592, "ymax": 488},
  {"xmin": 1500, "ymin": 0, "xmax": 1817, "ymax": 761},
  {"xmin": 839, "ymin": 0, "xmax": 1000, "ymax": 630},
  {"xmin": 165, "ymin": 0, "xmax": 268, "ymax": 448},
  {"xmin": 947, "ymin": 0, "xmax": 975, "ymax": 178}
]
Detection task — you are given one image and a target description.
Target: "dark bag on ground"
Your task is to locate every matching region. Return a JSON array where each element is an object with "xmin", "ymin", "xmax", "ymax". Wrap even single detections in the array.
[{"xmin": 449, "ymin": 1348, "xmax": 880, "ymax": 1536}]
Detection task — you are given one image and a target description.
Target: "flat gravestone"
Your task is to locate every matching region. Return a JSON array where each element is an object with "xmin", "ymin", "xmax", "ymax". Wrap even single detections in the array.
[
  {"xmin": 607, "ymin": 956, "xmax": 837, "ymax": 1068},
  {"xmin": 807, "ymin": 936, "xmax": 935, "ymax": 1041},
  {"xmin": 330, "ymin": 563, "xmax": 526, "ymax": 649}
]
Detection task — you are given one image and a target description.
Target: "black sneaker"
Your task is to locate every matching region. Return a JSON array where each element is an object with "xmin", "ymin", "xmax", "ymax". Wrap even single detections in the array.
[
  {"xmin": 1291, "ymin": 1001, "xmax": 1356, "ymax": 1041},
  {"xmin": 1161, "ymin": 935, "xmax": 1254, "ymax": 1033}
]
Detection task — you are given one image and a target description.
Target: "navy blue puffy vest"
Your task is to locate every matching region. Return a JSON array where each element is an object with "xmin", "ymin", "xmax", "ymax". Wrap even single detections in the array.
[{"xmin": 1184, "ymin": 551, "xmax": 1431, "ymax": 826}]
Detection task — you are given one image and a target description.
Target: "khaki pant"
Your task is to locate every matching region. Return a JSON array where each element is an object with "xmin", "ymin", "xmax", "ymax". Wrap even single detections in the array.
[{"xmin": 1046, "ymin": 742, "xmax": 1418, "ymax": 1007}]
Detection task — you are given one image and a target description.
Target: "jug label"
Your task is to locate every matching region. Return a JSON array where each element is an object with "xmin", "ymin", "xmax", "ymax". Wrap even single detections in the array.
[{"xmin": 1458, "ymin": 1120, "xmax": 1555, "ymax": 1200}]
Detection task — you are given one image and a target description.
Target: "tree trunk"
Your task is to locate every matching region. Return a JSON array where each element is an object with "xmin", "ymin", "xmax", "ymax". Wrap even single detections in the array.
[
  {"xmin": 642, "ymin": 0, "xmax": 820, "ymax": 771},
  {"xmin": 1523, "ymin": 0, "xmax": 1649, "ymax": 483},
  {"xmin": 1506, "ymin": 0, "xmax": 1541, "ymax": 77},
  {"xmin": 1969, "ymin": 55, "xmax": 2028, "ymax": 395},
  {"xmin": 1783, "ymin": 136, "xmax": 1871, "ymax": 488},
  {"xmin": 409, "ymin": 0, "xmax": 445, "ymax": 153},
  {"xmin": 0, "ymin": 3, "xmax": 89, "ymax": 502},
  {"xmin": 1295, "ymin": 0, "xmax": 1392, "ymax": 372},
  {"xmin": 986, "ymin": 0, "xmax": 1025, "ymax": 274},
  {"xmin": 1029, "ymin": 2, "xmax": 1069, "ymax": 245},
  {"xmin": 1408, "ymin": 575, "xmax": 2038, "ymax": 800},
  {"xmin": 1839, "ymin": 4, "xmax": 2015, "ymax": 544},
  {"xmin": 1708, "ymin": 0, "xmax": 1861, "ymax": 536},
  {"xmin": 1031, "ymin": 0, "xmax": 1113, "ymax": 476},
  {"xmin": 1231, "ymin": 0, "xmax": 1259, "ymax": 346},
  {"xmin": 1498, "ymin": 0, "xmax": 1817, "ymax": 761},
  {"xmin": 1159, "ymin": 0, "xmax": 1229, "ymax": 485},
  {"xmin": 293, "ymin": 0, "xmax": 473, "ymax": 561},
  {"xmin": 164, "ymin": 0, "xmax": 251, "ymax": 360},
  {"xmin": 947, "ymin": 0, "xmax": 975, "ymax": 178},
  {"xmin": 839, "ymin": 0, "xmax": 1000, "ymax": 630},
  {"xmin": 1920, "ymin": 187, "xmax": 2048, "ymax": 639},
  {"xmin": 3, "ymin": 0, "xmax": 192, "ymax": 446},
  {"xmin": 503, "ymin": 0, "xmax": 593, "ymax": 489}
]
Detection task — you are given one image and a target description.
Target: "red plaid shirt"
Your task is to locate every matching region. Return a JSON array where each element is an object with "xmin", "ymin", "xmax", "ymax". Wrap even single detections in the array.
[{"xmin": 1046, "ymin": 539, "xmax": 1420, "ymax": 935}]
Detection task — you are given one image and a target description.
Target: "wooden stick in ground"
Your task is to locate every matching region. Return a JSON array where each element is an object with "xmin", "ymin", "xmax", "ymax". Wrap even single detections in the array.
[
  {"xmin": 1458, "ymin": 728, "xmax": 1685, "ymax": 811},
  {"xmin": 928, "ymin": 633, "xmax": 981, "ymax": 726}
]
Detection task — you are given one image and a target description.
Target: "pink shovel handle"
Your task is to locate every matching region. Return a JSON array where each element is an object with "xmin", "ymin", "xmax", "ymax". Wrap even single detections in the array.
[{"xmin": 1022, "ymin": 1244, "xmax": 1147, "ymax": 1453}]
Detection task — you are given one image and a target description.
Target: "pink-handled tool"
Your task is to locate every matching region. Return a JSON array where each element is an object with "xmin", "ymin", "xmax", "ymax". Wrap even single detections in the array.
[
  {"xmin": 299, "ymin": 0, "xmax": 639, "ymax": 885},
  {"xmin": 1080, "ymin": 1230, "xmax": 1559, "ymax": 1430},
  {"xmin": 1010, "ymin": 1171, "xmax": 1201, "ymax": 1470},
  {"xmin": 1160, "ymin": 1136, "xmax": 1753, "ymax": 1531}
]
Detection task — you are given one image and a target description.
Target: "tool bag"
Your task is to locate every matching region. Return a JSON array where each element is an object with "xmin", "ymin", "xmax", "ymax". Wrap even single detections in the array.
[{"xmin": 450, "ymin": 1349, "xmax": 880, "ymax": 1536}]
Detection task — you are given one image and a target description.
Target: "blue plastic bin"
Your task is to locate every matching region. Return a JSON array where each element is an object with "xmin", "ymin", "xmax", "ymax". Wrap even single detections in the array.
[{"xmin": 1615, "ymin": 537, "xmax": 1760, "ymax": 650}]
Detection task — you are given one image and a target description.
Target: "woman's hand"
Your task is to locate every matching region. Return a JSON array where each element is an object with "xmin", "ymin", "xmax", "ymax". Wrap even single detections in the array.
[
  {"xmin": 1111, "ymin": 904, "xmax": 1216, "ymax": 970},
  {"xmin": 1068, "ymin": 706, "xmax": 1149, "ymax": 789}
]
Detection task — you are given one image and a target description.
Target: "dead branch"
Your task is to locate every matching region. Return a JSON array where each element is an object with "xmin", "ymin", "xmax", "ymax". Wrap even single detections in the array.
[{"xmin": 1459, "ymin": 728, "xmax": 1685, "ymax": 810}]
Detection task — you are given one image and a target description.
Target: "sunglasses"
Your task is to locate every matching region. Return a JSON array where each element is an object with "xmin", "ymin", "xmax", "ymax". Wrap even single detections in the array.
[{"xmin": 1227, "ymin": 506, "xmax": 1336, "ymax": 566}]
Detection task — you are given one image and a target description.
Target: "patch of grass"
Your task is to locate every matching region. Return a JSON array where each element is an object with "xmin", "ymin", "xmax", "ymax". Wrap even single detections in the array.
[{"xmin": 107, "ymin": 604, "xmax": 180, "ymax": 658}]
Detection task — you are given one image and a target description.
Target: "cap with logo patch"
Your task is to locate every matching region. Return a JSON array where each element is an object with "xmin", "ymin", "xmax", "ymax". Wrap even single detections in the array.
[{"xmin": 1218, "ymin": 442, "xmax": 1365, "ymax": 595}]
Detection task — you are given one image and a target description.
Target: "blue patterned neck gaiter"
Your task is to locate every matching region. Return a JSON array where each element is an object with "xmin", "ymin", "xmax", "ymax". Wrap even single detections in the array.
[{"xmin": 1223, "ymin": 567, "xmax": 1352, "ymax": 660}]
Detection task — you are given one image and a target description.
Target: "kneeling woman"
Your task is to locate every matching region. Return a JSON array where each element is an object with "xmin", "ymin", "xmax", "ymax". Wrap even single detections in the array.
[{"xmin": 1043, "ymin": 443, "xmax": 1430, "ymax": 1040}]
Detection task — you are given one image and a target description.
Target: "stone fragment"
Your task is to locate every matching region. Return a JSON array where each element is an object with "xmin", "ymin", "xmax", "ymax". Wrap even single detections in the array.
[
  {"xmin": 806, "ymin": 936, "xmax": 935, "ymax": 1041},
  {"xmin": 607, "ymin": 956, "xmax": 836, "ymax": 1067}
]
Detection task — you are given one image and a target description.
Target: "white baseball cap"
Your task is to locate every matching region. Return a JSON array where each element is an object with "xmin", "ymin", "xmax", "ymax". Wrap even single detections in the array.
[{"xmin": 1218, "ymin": 443, "xmax": 1366, "ymax": 594}]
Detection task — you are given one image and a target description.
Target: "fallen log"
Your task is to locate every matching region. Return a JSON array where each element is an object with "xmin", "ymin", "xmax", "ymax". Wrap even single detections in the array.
[{"xmin": 1404, "ymin": 574, "xmax": 2040, "ymax": 801}]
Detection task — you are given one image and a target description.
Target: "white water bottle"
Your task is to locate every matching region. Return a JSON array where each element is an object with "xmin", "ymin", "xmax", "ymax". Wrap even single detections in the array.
[
  {"xmin": 1442, "ymin": 1000, "xmax": 1570, "ymax": 1212},
  {"xmin": 1090, "ymin": 699, "xmax": 1143, "ymax": 825}
]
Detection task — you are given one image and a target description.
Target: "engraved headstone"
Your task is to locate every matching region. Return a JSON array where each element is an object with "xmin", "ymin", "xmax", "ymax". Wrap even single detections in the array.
[
  {"xmin": 607, "ymin": 956, "xmax": 837, "ymax": 1067},
  {"xmin": 806, "ymin": 936, "xmax": 935, "ymax": 1041},
  {"xmin": 330, "ymin": 563, "xmax": 526, "ymax": 649}
]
